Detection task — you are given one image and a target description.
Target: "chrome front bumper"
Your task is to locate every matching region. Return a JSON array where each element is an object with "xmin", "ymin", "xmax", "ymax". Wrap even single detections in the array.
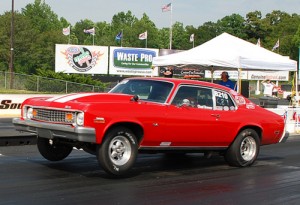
[{"xmin": 12, "ymin": 118, "xmax": 96, "ymax": 143}]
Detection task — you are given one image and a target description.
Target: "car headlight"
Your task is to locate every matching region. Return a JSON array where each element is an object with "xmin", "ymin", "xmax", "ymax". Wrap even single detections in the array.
[
  {"xmin": 76, "ymin": 112, "xmax": 84, "ymax": 126},
  {"xmin": 26, "ymin": 107, "xmax": 33, "ymax": 119}
]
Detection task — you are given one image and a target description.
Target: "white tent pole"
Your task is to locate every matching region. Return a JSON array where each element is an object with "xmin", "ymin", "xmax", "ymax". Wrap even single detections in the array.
[
  {"xmin": 238, "ymin": 68, "xmax": 241, "ymax": 93},
  {"xmin": 255, "ymin": 80, "xmax": 261, "ymax": 95},
  {"xmin": 211, "ymin": 67, "xmax": 214, "ymax": 83}
]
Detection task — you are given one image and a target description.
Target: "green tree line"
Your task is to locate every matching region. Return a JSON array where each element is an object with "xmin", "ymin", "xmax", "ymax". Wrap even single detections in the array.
[{"xmin": 1, "ymin": 0, "xmax": 300, "ymax": 80}]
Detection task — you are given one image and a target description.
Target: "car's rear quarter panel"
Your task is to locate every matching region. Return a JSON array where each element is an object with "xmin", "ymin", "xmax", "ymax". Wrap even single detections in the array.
[{"xmin": 237, "ymin": 105, "xmax": 285, "ymax": 145}]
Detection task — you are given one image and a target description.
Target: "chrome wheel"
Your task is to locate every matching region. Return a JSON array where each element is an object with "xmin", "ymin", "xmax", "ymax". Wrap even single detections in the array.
[
  {"xmin": 97, "ymin": 126, "xmax": 138, "ymax": 176},
  {"xmin": 240, "ymin": 136, "xmax": 257, "ymax": 161},
  {"xmin": 225, "ymin": 129, "xmax": 259, "ymax": 167},
  {"xmin": 109, "ymin": 136, "xmax": 132, "ymax": 166}
]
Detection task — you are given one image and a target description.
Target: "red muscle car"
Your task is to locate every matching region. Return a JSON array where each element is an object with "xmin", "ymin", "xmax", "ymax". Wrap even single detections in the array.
[{"xmin": 13, "ymin": 77, "xmax": 286, "ymax": 176}]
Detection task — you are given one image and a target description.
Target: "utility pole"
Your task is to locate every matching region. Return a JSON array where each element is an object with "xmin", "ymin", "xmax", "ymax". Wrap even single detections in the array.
[{"xmin": 9, "ymin": 0, "xmax": 15, "ymax": 89}]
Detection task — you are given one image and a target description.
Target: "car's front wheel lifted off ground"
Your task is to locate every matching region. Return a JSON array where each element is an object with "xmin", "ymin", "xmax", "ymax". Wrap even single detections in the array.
[{"xmin": 37, "ymin": 137, "xmax": 73, "ymax": 161}]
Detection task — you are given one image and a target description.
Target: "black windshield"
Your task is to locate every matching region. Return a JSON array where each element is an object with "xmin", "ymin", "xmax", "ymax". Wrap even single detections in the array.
[{"xmin": 109, "ymin": 79, "xmax": 173, "ymax": 103}]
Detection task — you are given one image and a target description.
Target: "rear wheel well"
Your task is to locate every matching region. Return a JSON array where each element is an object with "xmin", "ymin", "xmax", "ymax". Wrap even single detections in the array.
[
  {"xmin": 238, "ymin": 126, "xmax": 262, "ymax": 142},
  {"xmin": 104, "ymin": 122, "xmax": 144, "ymax": 144}
]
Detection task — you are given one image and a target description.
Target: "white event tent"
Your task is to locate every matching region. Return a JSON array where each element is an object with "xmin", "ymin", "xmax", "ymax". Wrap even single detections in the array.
[
  {"xmin": 152, "ymin": 32, "xmax": 297, "ymax": 72},
  {"xmin": 152, "ymin": 32, "xmax": 297, "ymax": 93}
]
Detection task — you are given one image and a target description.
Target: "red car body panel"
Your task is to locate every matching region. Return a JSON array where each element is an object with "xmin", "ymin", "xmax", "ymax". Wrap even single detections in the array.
[{"xmin": 15, "ymin": 77, "xmax": 285, "ymax": 149}]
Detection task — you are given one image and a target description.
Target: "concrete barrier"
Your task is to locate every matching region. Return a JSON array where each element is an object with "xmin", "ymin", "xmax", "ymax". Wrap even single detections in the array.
[{"xmin": 264, "ymin": 106, "xmax": 300, "ymax": 135}]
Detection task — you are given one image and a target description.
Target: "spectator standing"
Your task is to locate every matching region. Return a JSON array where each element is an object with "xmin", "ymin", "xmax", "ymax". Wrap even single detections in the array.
[
  {"xmin": 163, "ymin": 66, "xmax": 173, "ymax": 78},
  {"xmin": 261, "ymin": 79, "xmax": 275, "ymax": 97},
  {"xmin": 272, "ymin": 83, "xmax": 280, "ymax": 97},
  {"xmin": 219, "ymin": 71, "xmax": 236, "ymax": 90}
]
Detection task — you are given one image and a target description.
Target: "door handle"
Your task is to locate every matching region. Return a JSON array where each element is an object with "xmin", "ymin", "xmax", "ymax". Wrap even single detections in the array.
[{"xmin": 211, "ymin": 114, "xmax": 220, "ymax": 119}]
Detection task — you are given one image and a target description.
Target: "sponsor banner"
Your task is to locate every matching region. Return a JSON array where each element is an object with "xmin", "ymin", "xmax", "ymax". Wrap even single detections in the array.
[
  {"xmin": 55, "ymin": 44, "xmax": 109, "ymax": 74},
  {"xmin": 159, "ymin": 49, "xmax": 196, "ymax": 78},
  {"xmin": 109, "ymin": 47, "xmax": 159, "ymax": 76},
  {"xmin": 248, "ymin": 71, "xmax": 289, "ymax": 81},
  {"xmin": 205, "ymin": 70, "xmax": 289, "ymax": 81},
  {"xmin": 0, "ymin": 94, "xmax": 61, "ymax": 117},
  {"xmin": 159, "ymin": 66, "xmax": 205, "ymax": 78},
  {"xmin": 205, "ymin": 70, "xmax": 248, "ymax": 80}
]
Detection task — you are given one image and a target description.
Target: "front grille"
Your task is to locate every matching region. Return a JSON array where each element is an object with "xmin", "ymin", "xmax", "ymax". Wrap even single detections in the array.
[{"xmin": 32, "ymin": 108, "xmax": 76, "ymax": 124}]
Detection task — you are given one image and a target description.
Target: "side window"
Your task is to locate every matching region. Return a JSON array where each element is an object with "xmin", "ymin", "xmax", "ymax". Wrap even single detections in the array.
[
  {"xmin": 196, "ymin": 88, "xmax": 213, "ymax": 109},
  {"xmin": 214, "ymin": 90, "xmax": 235, "ymax": 111},
  {"xmin": 171, "ymin": 86, "xmax": 213, "ymax": 109},
  {"xmin": 171, "ymin": 86, "xmax": 198, "ymax": 107}
]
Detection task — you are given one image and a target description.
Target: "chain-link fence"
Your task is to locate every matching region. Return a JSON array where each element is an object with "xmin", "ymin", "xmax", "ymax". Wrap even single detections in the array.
[{"xmin": 0, "ymin": 72, "xmax": 104, "ymax": 93}]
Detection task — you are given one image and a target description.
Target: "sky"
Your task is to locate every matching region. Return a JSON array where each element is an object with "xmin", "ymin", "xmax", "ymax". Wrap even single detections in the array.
[{"xmin": 1, "ymin": 0, "xmax": 300, "ymax": 28}]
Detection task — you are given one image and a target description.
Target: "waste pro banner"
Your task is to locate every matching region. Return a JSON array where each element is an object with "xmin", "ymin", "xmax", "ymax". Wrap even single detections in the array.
[
  {"xmin": 55, "ymin": 44, "xmax": 109, "ymax": 74},
  {"xmin": 109, "ymin": 47, "xmax": 159, "ymax": 76}
]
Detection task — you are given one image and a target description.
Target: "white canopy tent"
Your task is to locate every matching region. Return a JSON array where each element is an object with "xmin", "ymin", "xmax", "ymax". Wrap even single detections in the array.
[
  {"xmin": 152, "ymin": 32, "xmax": 297, "ymax": 93},
  {"xmin": 152, "ymin": 32, "xmax": 297, "ymax": 71}
]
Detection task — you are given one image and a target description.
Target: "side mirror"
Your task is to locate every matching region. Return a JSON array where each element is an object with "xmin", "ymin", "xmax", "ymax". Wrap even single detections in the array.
[{"xmin": 131, "ymin": 95, "xmax": 139, "ymax": 102}]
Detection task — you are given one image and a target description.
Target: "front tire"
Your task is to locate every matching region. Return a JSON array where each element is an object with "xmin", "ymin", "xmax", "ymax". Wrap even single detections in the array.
[
  {"xmin": 97, "ymin": 126, "xmax": 138, "ymax": 176},
  {"xmin": 225, "ymin": 129, "xmax": 260, "ymax": 167},
  {"xmin": 37, "ymin": 137, "xmax": 73, "ymax": 161}
]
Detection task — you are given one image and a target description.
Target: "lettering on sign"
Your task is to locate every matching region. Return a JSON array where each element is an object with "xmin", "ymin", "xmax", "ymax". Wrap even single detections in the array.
[{"xmin": 0, "ymin": 100, "xmax": 22, "ymax": 109}]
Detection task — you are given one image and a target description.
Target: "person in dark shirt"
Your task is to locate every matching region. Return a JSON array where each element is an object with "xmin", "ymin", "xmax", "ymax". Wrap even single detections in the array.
[
  {"xmin": 219, "ymin": 71, "xmax": 236, "ymax": 90},
  {"xmin": 163, "ymin": 66, "xmax": 173, "ymax": 78}
]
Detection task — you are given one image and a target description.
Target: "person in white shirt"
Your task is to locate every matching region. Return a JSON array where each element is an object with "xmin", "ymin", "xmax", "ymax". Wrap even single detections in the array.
[{"xmin": 261, "ymin": 79, "xmax": 275, "ymax": 97}]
